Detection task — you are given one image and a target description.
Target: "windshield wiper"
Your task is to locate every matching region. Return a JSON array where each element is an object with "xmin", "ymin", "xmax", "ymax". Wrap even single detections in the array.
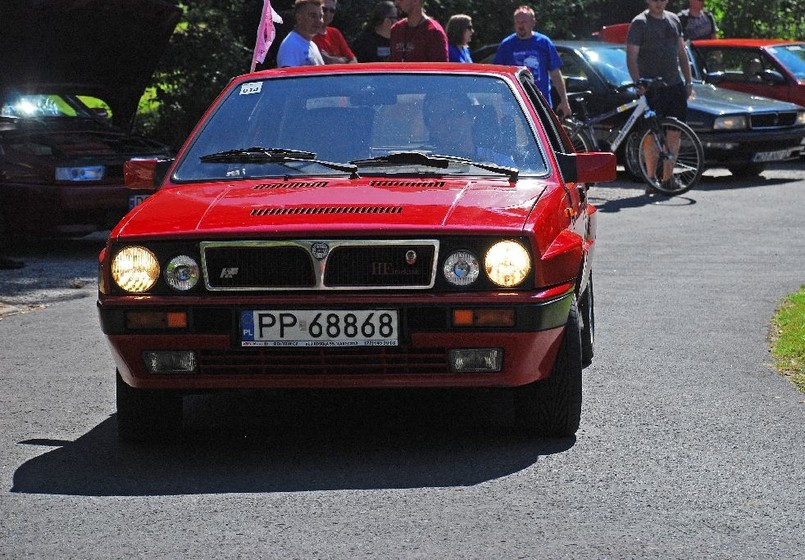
[
  {"xmin": 200, "ymin": 146, "xmax": 358, "ymax": 177},
  {"xmin": 200, "ymin": 147, "xmax": 316, "ymax": 162},
  {"xmin": 351, "ymin": 151, "xmax": 519, "ymax": 181}
]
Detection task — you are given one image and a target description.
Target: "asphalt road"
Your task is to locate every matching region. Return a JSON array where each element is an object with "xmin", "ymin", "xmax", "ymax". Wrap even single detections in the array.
[{"xmin": 1, "ymin": 164, "xmax": 804, "ymax": 558}]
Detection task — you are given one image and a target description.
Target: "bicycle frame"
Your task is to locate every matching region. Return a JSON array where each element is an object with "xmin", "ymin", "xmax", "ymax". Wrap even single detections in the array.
[{"xmin": 575, "ymin": 95, "xmax": 654, "ymax": 152}]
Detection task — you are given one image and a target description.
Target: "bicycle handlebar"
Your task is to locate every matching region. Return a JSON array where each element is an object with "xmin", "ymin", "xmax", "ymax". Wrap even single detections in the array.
[{"xmin": 614, "ymin": 77, "xmax": 667, "ymax": 94}]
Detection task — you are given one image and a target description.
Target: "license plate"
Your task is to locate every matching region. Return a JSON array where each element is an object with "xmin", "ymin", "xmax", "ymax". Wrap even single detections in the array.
[
  {"xmin": 128, "ymin": 194, "xmax": 150, "ymax": 210},
  {"xmin": 240, "ymin": 309, "xmax": 399, "ymax": 347},
  {"xmin": 752, "ymin": 148, "xmax": 795, "ymax": 162}
]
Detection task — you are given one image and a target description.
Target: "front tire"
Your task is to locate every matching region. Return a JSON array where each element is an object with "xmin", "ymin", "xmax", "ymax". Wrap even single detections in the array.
[
  {"xmin": 727, "ymin": 162, "xmax": 766, "ymax": 178},
  {"xmin": 579, "ymin": 276, "xmax": 595, "ymax": 368},
  {"xmin": 512, "ymin": 300, "xmax": 583, "ymax": 437},
  {"xmin": 116, "ymin": 370, "xmax": 182, "ymax": 442},
  {"xmin": 638, "ymin": 117, "xmax": 704, "ymax": 196}
]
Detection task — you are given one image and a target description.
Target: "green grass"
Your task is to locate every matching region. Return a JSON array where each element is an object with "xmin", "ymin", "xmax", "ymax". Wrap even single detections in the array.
[{"xmin": 770, "ymin": 286, "xmax": 805, "ymax": 394}]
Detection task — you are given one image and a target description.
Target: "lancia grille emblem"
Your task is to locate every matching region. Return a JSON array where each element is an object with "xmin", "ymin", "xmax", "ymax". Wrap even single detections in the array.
[
  {"xmin": 405, "ymin": 250, "xmax": 417, "ymax": 265},
  {"xmin": 311, "ymin": 242, "xmax": 329, "ymax": 260}
]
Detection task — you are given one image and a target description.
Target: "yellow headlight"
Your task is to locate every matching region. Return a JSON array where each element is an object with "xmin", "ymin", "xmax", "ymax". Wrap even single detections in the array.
[
  {"xmin": 484, "ymin": 241, "xmax": 531, "ymax": 287},
  {"xmin": 111, "ymin": 246, "xmax": 160, "ymax": 293}
]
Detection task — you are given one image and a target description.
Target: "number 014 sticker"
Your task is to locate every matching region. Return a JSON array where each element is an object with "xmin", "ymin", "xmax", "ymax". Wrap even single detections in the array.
[{"xmin": 241, "ymin": 309, "xmax": 399, "ymax": 347}]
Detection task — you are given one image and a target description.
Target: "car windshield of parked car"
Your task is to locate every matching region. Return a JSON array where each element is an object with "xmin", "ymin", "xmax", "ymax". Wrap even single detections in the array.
[
  {"xmin": 580, "ymin": 46, "xmax": 633, "ymax": 88},
  {"xmin": 173, "ymin": 73, "xmax": 547, "ymax": 182},
  {"xmin": 768, "ymin": 44, "xmax": 805, "ymax": 80},
  {"xmin": 0, "ymin": 93, "xmax": 110, "ymax": 120}
]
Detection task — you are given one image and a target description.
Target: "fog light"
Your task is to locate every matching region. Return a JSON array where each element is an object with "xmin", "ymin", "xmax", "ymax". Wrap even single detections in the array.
[
  {"xmin": 449, "ymin": 348, "xmax": 503, "ymax": 373},
  {"xmin": 143, "ymin": 351, "xmax": 197, "ymax": 374}
]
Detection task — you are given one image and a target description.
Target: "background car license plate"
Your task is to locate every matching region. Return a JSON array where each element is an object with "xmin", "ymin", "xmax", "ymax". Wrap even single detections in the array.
[
  {"xmin": 752, "ymin": 148, "xmax": 795, "ymax": 162},
  {"xmin": 128, "ymin": 194, "xmax": 150, "ymax": 210},
  {"xmin": 241, "ymin": 309, "xmax": 398, "ymax": 347}
]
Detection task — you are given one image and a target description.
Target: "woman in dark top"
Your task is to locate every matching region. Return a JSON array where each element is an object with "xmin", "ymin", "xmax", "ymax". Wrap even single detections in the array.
[{"xmin": 351, "ymin": 1, "xmax": 398, "ymax": 62}]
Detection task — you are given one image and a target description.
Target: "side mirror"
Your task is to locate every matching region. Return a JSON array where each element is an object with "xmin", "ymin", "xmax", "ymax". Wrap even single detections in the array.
[
  {"xmin": 565, "ymin": 76, "xmax": 590, "ymax": 93},
  {"xmin": 124, "ymin": 158, "xmax": 174, "ymax": 189},
  {"xmin": 760, "ymin": 69, "xmax": 786, "ymax": 85},
  {"xmin": 556, "ymin": 151, "xmax": 617, "ymax": 184}
]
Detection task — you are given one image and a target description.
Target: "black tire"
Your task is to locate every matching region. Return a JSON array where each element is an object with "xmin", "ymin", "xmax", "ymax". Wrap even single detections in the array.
[
  {"xmin": 622, "ymin": 130, "xmax": 645, "ymax": 182},
  {"xmin": 562, "ymin": 118, "xmax": 594, "ymax": 153},
  {"xmin": 638, "ymin": 117, "xmax": 704, "ymax": 196},
  {"xmin": 512, "ymin": 299, "xmax": 583, "ymax": 437},
  {"xmin": 578, "ymin": 276, "xmax": 595, "ymax": 368},
  {"xmin": 727, "ymin": 162, "xmax": 766, "ymax": 177},
  {"xmin": 116, "ymin": 370, "xmax": 182, "ymax": 442}
]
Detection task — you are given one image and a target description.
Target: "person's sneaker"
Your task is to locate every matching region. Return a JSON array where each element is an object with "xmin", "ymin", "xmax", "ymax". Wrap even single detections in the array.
[
  {"xmin": 644, "ymin": 178, "xmax": 659, "ymax": 196},
  {"xmin": 660, "ymin": 176, "xmax": 680, "ymax": 194}
]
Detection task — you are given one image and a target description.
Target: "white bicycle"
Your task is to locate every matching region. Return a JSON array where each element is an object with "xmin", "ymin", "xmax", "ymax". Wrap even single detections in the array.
[{"xmin": 562, "ymin": 78, "xmax": 704, "ymax": 196}]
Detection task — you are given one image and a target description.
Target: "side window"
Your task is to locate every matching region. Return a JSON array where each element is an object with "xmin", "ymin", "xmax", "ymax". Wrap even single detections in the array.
[{"xmin": 519, "ymin": 74, "xmax": 571, "ymax": 154}]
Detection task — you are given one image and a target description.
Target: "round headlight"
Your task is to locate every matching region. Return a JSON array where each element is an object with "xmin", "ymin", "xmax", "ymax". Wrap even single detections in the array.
[
  {"xmin": 484, "ymin": 241, "xmax": 531, "ymax": 288},
  {"xmin": 443, "ymin": 250, "xmax": 480, "ymax": 286},
  {"xmin": 111, "ymin": 246, "xmax": 160, "ymax": 293},
  {"xmin": 164, "ymin": 255, "xmax": 200, "ymax": 291}
]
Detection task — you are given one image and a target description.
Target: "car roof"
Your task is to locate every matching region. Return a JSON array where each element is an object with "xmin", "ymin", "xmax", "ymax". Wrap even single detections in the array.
[
  {"xmin": 241, "ymin": 62, "xmax": 528, "ymax": 81},
  {"xmin": 692, "ymin": 39, "xmax": 804, "ymax": 48}
]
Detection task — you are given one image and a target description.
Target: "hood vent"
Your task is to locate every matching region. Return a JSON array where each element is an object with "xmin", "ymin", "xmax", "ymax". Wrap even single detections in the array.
[
  {"xmin": 251, "ymin": 205, "xmax": 403, "ymax": 217},
  {"xmin": 370, "ymin": 180, "xmax": 446, "ymax": 188},
  {"xmin": 253, "ymin": 181, "xmax": 329, "ymax": 190}
]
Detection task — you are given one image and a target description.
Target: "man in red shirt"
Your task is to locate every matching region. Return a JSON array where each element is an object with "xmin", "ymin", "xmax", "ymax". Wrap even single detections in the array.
[
  {"xmin": 390, "ymin": 0, "xmax": 448, "ymax": 62},
  {"xmin": 312, "ymin": 0, "xmax": 357, "ymax": 64}
]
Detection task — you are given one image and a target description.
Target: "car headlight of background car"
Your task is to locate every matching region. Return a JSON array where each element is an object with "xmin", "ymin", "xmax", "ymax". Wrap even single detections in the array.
[
  {"xmin": 713, "ymin": 115, "xmax": 748, "ymax": 130},
  {"xmin": 797, "ymin": 111, "xmax": 805, "ymax": 126},
  {"xmin": 55, "ymin": 165, "xmax": 105, "ymax": 181}
]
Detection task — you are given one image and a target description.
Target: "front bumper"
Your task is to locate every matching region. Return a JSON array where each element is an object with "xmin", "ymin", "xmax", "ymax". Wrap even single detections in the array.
[
  {"xmin": 694, "ymin": 128, "xmax": 805, "ymax": 166},
  {"xmin": 99, "ymin": 289, "xmax": 574, "ymax": 391}
]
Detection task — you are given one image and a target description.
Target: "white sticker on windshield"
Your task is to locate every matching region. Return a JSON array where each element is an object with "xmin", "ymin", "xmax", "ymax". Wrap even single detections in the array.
[{"xmin": 240, "ymin": 82, "xmax": 263, "ymax": 95}]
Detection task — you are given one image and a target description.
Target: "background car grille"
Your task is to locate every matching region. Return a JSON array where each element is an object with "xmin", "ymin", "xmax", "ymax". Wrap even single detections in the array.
[
  {"xmin": 202, "ymin": 240, "xmax": 438, "ymax": 290},
  {"xmin": 750, "ymin": 112, "xmax": 798, "ymax": 128},
  {"xmin": 198, "ymin": 347, "xmax": 450, "ymax": 375}
]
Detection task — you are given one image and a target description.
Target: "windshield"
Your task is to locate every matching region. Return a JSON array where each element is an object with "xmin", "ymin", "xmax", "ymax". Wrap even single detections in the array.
[
  {"xmin": 0, "ymin": 93, "xmax": 110, "ymax": 120},
  {"xmin": 580, "ymin": 46, "xmax": 633, "ymax": 87},
  {"xmin": 768, "ymin": 44, "xmax": 805, "ymax": 80},
  {"xmin": 173, "ymin": 73, "xmax": 547, "ymax": 181}
]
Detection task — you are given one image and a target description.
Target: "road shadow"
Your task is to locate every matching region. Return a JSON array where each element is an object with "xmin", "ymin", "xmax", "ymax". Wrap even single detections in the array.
[{"xmin": 11, "ymin": 389, "xmax": 574, "ymax": 496}]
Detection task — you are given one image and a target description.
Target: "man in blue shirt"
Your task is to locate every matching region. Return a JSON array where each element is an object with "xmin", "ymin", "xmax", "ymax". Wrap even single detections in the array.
[{"xmin": 494, "ymin": 5, "xmax": 570, "ymax": 117}]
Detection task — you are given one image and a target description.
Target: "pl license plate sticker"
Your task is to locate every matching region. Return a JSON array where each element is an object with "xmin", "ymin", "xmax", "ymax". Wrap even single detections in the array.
[
  {"xmin": 240, "ymin": 82, "xmax": 263, "ymax": 95},
  {"xmin": 241, "ymin": 309, "xmax": 399, "ymax": 347}
]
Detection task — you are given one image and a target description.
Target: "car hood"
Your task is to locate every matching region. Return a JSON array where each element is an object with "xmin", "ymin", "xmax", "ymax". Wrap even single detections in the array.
[
  {"xmin": 690, "ymin": 82, "xmax": 803, "ymax": 113},
  {"xmin": 0, "ymin": 0, "xmax": 180, "ymax": 130},
  {"xmin": 4, "ymin": 122, "xmax": 170, "ymax": 159},
  {"xmin": 115, "ymin": 177, "xmax": 548, "ymax": 237}
]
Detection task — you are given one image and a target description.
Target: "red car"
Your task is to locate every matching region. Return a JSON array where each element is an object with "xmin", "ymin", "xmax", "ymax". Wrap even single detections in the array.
[
  {"xmin": 98, "ymin": 63, "xmax": 616, "ymax": 441},
  {"xmin": 0, "ymin": 0, "xmax": 179, "ymax": 239},
  {"xmin": 692, "ymin": 39, "xmax": 805, "ymax": 108}
]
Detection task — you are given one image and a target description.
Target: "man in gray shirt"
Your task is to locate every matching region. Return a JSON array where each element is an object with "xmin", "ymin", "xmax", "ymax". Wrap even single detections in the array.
[{"xmin": 626, "ymin": 0, "xmax": 693, "ymax": 194}]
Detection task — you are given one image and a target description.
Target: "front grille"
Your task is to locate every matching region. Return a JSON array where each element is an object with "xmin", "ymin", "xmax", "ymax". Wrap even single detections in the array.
[
  {"xmin": 201, "ymin": 239, "xmax": 439, "ymax": 291},
  {"xmin": 198, "ymin": 347, "xmax": 450, "ymax": 375},
  {"xmin": 750, "ymin": 112, "xmax": 798, "ymax": 129},
  {"xmin": 203, "ymin": 244, "xmax": 315, "ymax": 289},
  {"xmin": 325, "ymin": 244, "xmax": 435, "ymax": 287}
]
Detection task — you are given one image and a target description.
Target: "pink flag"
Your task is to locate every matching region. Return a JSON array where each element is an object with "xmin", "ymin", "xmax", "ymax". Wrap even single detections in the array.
[{"xmin": 251, "ymin": 0, "xmax": 283, "ymax": 72}]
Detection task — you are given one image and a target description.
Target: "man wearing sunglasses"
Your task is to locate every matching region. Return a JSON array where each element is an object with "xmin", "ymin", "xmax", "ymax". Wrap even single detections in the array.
[
  {"xmin": 626, "ymin": 0, "xmax": 693, "ymax": 194},
  {"xmin": 313, "ymin": 0, "xmax": 358, "ymax": 64}
]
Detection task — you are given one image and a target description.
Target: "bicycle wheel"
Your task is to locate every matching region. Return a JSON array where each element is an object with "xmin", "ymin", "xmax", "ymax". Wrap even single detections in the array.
[
  {"xmin": 638, "ymin": 117, "xmax": 704, "ymax": 196},
  {"xmin": 562, "ymin": 118, "xmax": 594, "ymax": 153}
]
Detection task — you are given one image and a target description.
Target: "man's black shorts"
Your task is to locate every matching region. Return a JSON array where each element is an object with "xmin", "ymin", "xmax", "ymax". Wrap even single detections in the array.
[{"xmin": 646, "ymin": 83, "xmax": 687, "ymax": 121}]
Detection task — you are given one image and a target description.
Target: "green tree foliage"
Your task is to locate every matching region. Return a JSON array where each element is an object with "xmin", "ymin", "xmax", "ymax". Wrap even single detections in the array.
[
  {"xmin": 706, "ymin": 0, "xmax": 804, "ymax": 39},
  {"xmin": 138, "ymin": 0, "xmax": 804, "ymax": 150}
]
